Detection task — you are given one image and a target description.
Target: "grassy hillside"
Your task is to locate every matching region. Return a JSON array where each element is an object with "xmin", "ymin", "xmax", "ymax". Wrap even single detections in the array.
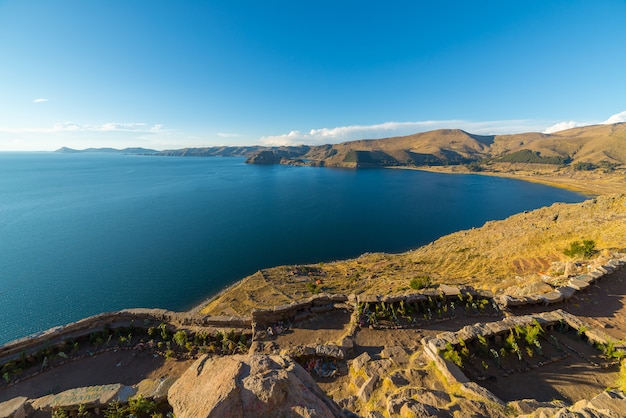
[
  {"xmin": 245, "ymin": 123, "xmax": 626, "ymax": 174},
  {"xmin": 301, "ymin": 129, "xmax": 493, "ymax": 167},
  {"xmin": 489, "ymin": 123, "xmax": 626, "ymax": 164},
  {"xmin": 201, "ymin": 194, "xmax": 626, "ymax": 316}
]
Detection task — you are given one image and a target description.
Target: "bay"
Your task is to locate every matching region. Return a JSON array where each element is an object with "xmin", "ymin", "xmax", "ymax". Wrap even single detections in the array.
[{"xmin": 0, "ymin": 153, "xmax": 584, "ymax": 345}]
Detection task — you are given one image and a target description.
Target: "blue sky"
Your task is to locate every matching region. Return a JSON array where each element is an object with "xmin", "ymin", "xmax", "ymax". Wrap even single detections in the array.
[{"xmin": 1, "ymin": 1, "xmax": 625, "ymax": 151}]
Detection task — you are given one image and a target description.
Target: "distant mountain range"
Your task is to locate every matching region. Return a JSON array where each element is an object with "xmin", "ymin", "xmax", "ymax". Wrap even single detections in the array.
[
  {"xmin": 57, "ymin": 122, "xmax": 626, "ymax": 169},
  {"xmin": 56, "ymin": 146, "xmax": 159, "ymax": 155}
]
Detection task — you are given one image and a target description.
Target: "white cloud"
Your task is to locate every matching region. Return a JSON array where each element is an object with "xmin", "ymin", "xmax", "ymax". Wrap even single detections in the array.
[
  {"xmin": 602, "ymin": 110, "xmax": 626, "ymax": 125},
  {"xmin": 542, "ymin": 121, "xmax": 589, "ymax": 134},
  {"xmin": 541, "ymin": 110, "xmax": 626, "ymax": 134},
  {"xmin": 260, "ymin": 119, "xmax": 553, "ymax": 146},
  {"xmin": 48, "ymin": 122, "xmax": 166, "ymax": 133},
  {"xmin": 0, "ymin": 122, "xmax": 167, "ymax": 134},
  {"xmin": 33, "ymin": 98, "xmax": 48, "ymax": 103}
]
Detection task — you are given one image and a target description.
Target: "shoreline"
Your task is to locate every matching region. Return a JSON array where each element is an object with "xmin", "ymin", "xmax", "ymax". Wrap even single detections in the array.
[
  {"xmin": 189, "ymin": 273, "xmax": 255, "ymax": 315},
  {"xmin": 388, "ymin": 165, "xmax": 626, "ymax": 197}
]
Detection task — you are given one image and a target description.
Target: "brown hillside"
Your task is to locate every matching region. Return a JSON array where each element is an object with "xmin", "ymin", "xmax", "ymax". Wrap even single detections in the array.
[
  {"xmin": 490, "ymin": 123, "xmax": 626, "ymax": 163},
  {"xmin": 306, "ymin": 129, "xmax": 493, "ymax": 167},
  {"xmin": 268, "ymin": 123, "xmax": 626, "ymax": 169}
]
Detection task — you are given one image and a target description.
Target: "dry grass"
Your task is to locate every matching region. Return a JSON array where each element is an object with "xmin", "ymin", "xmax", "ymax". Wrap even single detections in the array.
[{"xmin": 201, "ymin": 194, "xmax": 626, "ymax": 316}]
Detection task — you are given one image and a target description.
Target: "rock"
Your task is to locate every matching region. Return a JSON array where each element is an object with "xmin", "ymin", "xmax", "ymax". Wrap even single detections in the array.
[
  {"xmin": 568, "ymin": 279, "xmax": 590, "ymax": 291},
  {"xmin": 284, "ymin": 345, "xmax": 316, "ymax": 358},
  {"xmin": 245, "ymin": 150, "xmax": 282, "ymax": 165},
  {"xmin": 404, "ymin": 369, "xmax": 428, "ymax": 387},
  {"xmin": 541, "ymin": 291, "xmax": 564, "ymax": 305},
  {"xmin": 388, "ymin": 387, "xmax": 451, "ymax": 410},
  {"xmin": 31, "ymin": 384, "xmax": 123, "ymax": 413},
  {"xmin": 352, "ymin": 374, "xmax": 366, "ymax": 389},
  {"xmin": 115, "ymin": 386, "xmax": 137, "ymax": 402},
  {"xmin": 336, "ymin": 395, "xmax": 358, "ymax": 411},
  {"xmin": 461, "ymin": 382, "xmax": 504, "ymax": 406},
  {"xmin": 316, "ymin": 344, "xmax": 345, "ymax": 359},
  {"xmin": 564, "ymin": 262, "xmax": 577, "ymax": 277},
  {"xmin": 381, "ymin": 295, "xmax": 404, "ymax": 303},
  {"xmin": 356, "ymin": 294, "xmax": 380, "ymax": 304},
  {"xmin": 399, "ymin": 400, "xmax": 440, "ymax": 418},
  {"xmin": 456, "ymin": 399, "xmax": 503, "ymax": 418},
  {"xmin": 386, "ymin": 397, "xmax": 406, "ymax": 415},
  {"xmin": 380, "ymin": 346, "xmax": 410, "ymax": 366},
  {"xmin": 134, "ymin": 377, "xmax": 175, "ymax": 401},
  {"xmin": 350, "ymin": 352, "xmax": 371, "ymax": 373},
  {"xmin": 168, "ymin": 354, "xmax": 345, "ymax": 418},
  {"xmin": 576, "ymin": 274, "xmax": 594, "ymax": 284},
  {"xmin": 509, "ymin": 399, "xmax": 567, "ymax": 415},
  {"xmin": 587, "ymin": 390, "xmax": 626, "ymax": 415},
  {"xmin": 438, "ymin": 284, "xmax": 461, "ymax": 296},
  {"xmin": 588, "ymin": 270, "xmax": 604, "ymax": 280},
  {"xmin": 556, "ymin": 286, "xmax": 576, "ymax": 300},
  {"xmin": 357, "ymin": 375, "xmax": 379, "ymax": 403},
  {"xmin": 362, "ymin": 359, "xmax": 394, "ymax": 380},
  {"xmin": 0, "ymin": 397, "xmax": 29, "ymax": 418},
  {"xmin": 387, "ymin": 370, "xmax": 410, "ymax": 387},
  {"xmin": 414, "ymin": 389, "xmax": 451, "ymax": 408}
]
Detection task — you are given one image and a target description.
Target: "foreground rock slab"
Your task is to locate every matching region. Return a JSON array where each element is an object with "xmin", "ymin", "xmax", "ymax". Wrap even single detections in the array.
[{"xmin": 168, "ymin": 353, "xmax": 346, "ymax": 418}]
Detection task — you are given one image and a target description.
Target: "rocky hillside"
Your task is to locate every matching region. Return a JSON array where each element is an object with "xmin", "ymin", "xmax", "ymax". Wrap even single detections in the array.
[{"xmin": 156, "ymin": 145, "xmax": 311, "ymax": 158}]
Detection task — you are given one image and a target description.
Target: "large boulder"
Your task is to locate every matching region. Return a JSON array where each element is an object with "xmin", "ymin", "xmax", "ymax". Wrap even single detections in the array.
[{"xmin": 168, "ymin": 354, "xmax": 345, "ymax": 418}]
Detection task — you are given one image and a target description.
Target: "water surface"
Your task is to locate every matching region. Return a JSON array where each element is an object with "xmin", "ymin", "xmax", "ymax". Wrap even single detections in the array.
[{"xmin": 0, "ymin": 153, "xmax": 584, "ymax": 344}]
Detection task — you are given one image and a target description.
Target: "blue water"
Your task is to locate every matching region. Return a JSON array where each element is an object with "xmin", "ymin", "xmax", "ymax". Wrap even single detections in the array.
[{"xmin": 0, "ymin": 153, "xmax": 585, "ymax": 345}]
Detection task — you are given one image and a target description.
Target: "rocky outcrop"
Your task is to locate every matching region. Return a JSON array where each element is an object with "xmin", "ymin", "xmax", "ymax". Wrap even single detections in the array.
[
  {"xmin": 0, "ymin": 378, "xmax": 175, "ymax": 417},
  {"xmin": 0, "ymin": 396, "xmax": 28, "ymax": 418},
  {"xmin": 168, "ymin": 354, "xmax": 346, "ymax": 418},
  {"xmin": 245, "ymin": 150, "xmax": 283, "ymax": 165},
  {"xmin": 515, "ymin": 390, "xmax": 626, "ymax": 417}
]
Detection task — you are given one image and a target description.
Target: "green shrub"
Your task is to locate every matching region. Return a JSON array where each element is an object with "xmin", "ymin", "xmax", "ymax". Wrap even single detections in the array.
[
  {"xmin": 573, "ymin": 161, "xmax": 597, "ymax": 171},
  {"xmin": 128, "ymin": 395, "xmax": 156, "ymax": 416},
  {"xmin": 496, "ymin": 149, "xmax": 571, "ymax": 165},
  {"xmin": 618, "ymin": 360, "xmax": 626, "ymax": 392},
  {"xmin": 306, "ymin": 281, "xmax": 321, "ymax": 294},
  {"xmin": 410, "ymin": 276, "xmax": 431, "ymax": 290},
  {"xmin": 104, "ymin": 401, "xmax": 128, "ymax": 418},
  {"xmin": 52, "ymin": 407, "xmax": 71, "ymax": 418},
  {"xmin": 443, "ymin": 342, "xmax": 463, "ymax": 367},
  {"xmin": 563, "ymin": 240, "xmax": 596, "ymax": 258},
  {"xmin": 173, "ymin": 330, "xmax": 188, "ymax": 348}
]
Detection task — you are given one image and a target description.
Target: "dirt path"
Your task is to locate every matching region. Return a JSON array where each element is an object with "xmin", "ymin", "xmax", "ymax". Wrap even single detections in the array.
[{"xmin": 0, "ymin": 350, "xmax": 194, "ymax": 403}]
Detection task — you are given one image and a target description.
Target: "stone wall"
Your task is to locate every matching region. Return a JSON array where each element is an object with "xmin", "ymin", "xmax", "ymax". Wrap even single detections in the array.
[
  {"xmin": 495, "ymin": 254, "xmax": 626, "ymax": 309},
  {"xmin": 0, "ymin": 308, "xmax": 251, "ymax": 365},
  {"xmin": 421, "ymin": 309, "xmax": 619, "ymax": 406}
]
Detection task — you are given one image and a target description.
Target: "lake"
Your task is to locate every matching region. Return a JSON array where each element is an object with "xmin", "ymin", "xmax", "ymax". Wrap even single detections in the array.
[{"xmin": 0, "ymin": 153, "xmax": 585, "ymax": 345}]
